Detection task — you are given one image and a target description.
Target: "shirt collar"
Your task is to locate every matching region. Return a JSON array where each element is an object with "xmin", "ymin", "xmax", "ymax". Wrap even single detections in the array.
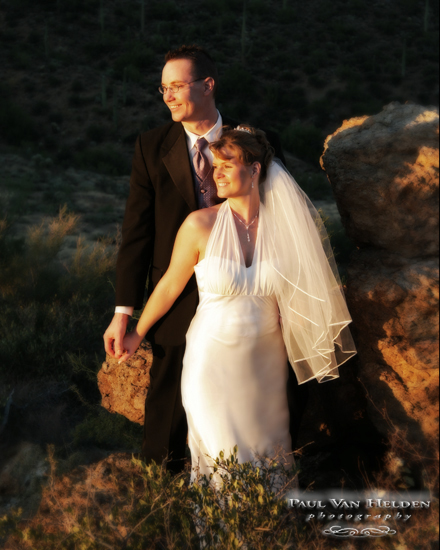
[{"xmin": 184, "ymin": 111, "xmax": 223, "ymax": 151}]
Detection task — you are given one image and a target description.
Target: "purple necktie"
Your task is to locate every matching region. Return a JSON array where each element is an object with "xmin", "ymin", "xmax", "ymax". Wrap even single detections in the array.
[{"xmin": 194, "ymin": 137, "xmax": 219, "ymax": 208}]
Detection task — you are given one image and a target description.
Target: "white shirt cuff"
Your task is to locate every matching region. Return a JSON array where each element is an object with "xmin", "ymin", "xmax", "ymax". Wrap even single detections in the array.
[{"xmin": 115, "ymin": 306, "xmax": 134, "ymax": 316}]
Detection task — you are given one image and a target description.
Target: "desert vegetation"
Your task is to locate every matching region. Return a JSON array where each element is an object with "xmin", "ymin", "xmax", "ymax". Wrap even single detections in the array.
[
  {"xmin": 0, "ymin": 0, "xmax": 439, "ymax": 548},
  {"xmin": 0, "ymin": 0, "xmax": 438, "ymax": 175}
]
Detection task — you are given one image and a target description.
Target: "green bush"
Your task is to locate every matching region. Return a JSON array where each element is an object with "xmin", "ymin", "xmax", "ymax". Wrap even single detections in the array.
[
  {"xmin": 218, "ymin": 63, "xmax": 256, "ymax": 101},
  {"xmin": 150, "ymin": 0, "xmax": 181, "ymax": 21},
  {"xmin": 86, "ymin": 123, "xmax": 108, "ymax": 143},
  {"xmin": 72, "ymin": 407, "xmax": 143, "ymax": 449},
  {"xmin": 0, "ymin": 100, "xmax": 39, "ymax": 146},
  {"xmin": 295, "ymin": 173, "xmax": 333, "ymax": 201},
  {"xmin": 113, "ymin": 43, "xmax": 154, "ymax": 81},
  {"xmin": 1, "ymin": 449, "xmax": 302, "ymax": 549},
  {"xmin": 31, "ymin": 100, "xmax": 51, "ymax": 116},
  {"xmin": 282, "ymin": 123, "xmax": 324, "ymax": 165},
  {"xmin": 74, "ymin": 146, "xmax": 129, "ymax": 176},
  {"xmin": 0, "ymin": 207, "xmax": 117, "ymax": 388}
]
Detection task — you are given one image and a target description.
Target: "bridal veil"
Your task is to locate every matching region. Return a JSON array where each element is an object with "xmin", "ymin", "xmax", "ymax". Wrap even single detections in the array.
[{"xmin": 204, "ymin": 160, "xmax": 356, "ymax": 384}]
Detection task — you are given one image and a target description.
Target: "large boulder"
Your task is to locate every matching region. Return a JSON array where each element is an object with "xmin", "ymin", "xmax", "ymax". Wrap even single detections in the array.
[
  {"xmin": 98, "ymin": 342, "xmax": 152, "ymax": 424},
  {"xmin": 320, "ymin": 103, "xmax": 439, "ymax": 258},
  {"xmin": 321, "ymin": 103, "xmax": 439, "ymax": 451}
]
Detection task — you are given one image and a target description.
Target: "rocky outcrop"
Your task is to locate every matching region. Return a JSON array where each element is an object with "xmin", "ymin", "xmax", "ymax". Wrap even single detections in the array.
[
  {"xmin": 320, "ymin": 103, "xmax": 439, "ymax": 258},
  {"xmin": 98, "ymin": 342, "xmax": 152, "ymax": 424},
  {"xmin": 321, "ymin": 102, "xmax": 439, "ymax": 450}
]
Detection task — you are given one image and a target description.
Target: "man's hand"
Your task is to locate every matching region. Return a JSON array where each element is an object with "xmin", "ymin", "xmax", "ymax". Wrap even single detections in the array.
[{"xmin": 103, "ymin": 313, "xmax": 130, "ymax": 360}]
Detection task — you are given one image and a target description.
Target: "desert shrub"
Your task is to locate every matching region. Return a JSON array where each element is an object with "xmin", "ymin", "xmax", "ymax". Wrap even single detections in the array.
[
  {"xmin": 0, "ymin": 99, "xmax": 39, "ymax": 146},
  {"xmin": 70, "ymin": 78, "xmax": 85, "ymax": 93},
  {"xmin": 1, "ymin": 449, "xmax": 303, "ymax": 550},
  {"xmin": 86, "ymin": 123, "xmax": 108, "ymax": 143},
  {"xmin": 289, "ymin": 86, "xmax": 309, "ymax": 116},
  {"xmin": 47, "ymin": 74, "xmax": 62, "ymax": 88},
  {"xmin": 113, "ymin": 43, "xmax": 154, "ymax": 81},
  {"xmin": 150, "ymin": 0, "xmax": 181, "ymax": 21},
  {"xmin": 248, "ymin": 0, "xmax": 269, "ymax": 16},
  {"xmin": 31, "ymin": 100, "xmax": 51, "ymax": 116},
  {"xmin": 0, "ymin": 207, "xmax": 117, "ymax": 388},
  {"xmin": 83, "ymin": 33, "xmax": 119, "ymax": 57},
  {"xmin": 218, "ymin": 63, "xmax": 256, "ymax": 101},
  {"xmin": 68, "ymin": 93, "xmax": 92, "ymax": 108},
  {"xmin": 295, "ymin": 173, "xmax": 333, "ymax": 201},
  {"xmin": 72, "ymin": 407, "xmax": 143, "ymax": 449},
  {"xmin": 282, "ymin": 123, "xmax": 324, "ymax": 165},
  {"xmin": 74, "ymin": 146, "xmax": 130, "ymax": 176},
  {"xmin": 276, "ymin": 6, "xmax": 296, "ymax": 23},
  {"xmin": 308, "ymin": 74, "xmax": 327, "ymax": 89},
  {"xmin": 10, "ymin": 47, "xmax": 31, "ymax": 69},
  {"xmin": 349, "ymin": 99, "xmax": 384, "ymax": 118}
]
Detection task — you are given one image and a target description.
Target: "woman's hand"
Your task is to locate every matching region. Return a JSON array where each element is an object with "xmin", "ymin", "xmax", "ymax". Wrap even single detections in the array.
[{"xmin": 118, "ymin": 331, "xmax": 144, "ymax": 364}]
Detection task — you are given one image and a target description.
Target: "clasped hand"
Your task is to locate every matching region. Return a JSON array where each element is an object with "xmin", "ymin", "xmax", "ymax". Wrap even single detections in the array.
[{"xmin": 118, "ymin": 331, "xmax": 143, "ymax": 364}]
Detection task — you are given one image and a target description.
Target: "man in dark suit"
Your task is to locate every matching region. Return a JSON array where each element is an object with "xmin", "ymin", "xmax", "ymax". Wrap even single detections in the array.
[{"xmin": 103, "ymin": 46, "xmax": 299, "ymax": 474}]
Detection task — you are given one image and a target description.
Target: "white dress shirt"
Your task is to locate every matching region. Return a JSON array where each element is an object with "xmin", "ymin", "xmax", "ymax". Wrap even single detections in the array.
[{"xmin": 115, "ymin": 112, "xmax": 223, "ymax": 316}]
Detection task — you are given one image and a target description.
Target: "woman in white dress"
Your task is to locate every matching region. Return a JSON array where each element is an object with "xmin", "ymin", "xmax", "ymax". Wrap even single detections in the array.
[{"xmin": 119, "ymin": 126, "xmax": 356, "ymax": 482}]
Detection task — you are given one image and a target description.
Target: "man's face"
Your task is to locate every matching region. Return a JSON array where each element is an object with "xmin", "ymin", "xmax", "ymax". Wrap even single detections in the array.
[{"xmin": 161, "ymin": 59, "xmax": 206, "ymax": 124}]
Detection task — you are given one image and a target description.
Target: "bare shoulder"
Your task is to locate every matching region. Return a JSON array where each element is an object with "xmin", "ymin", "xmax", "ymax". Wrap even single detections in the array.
[{"xmin": 184, "ymin": 204, "xmax": 222, "ymax": 232}]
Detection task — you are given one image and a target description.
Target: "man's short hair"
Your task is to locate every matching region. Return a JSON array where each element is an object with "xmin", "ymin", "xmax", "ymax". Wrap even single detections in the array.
[{"xmin": 165, "ymin": 45, "xmax": 219, "ymax": 96}]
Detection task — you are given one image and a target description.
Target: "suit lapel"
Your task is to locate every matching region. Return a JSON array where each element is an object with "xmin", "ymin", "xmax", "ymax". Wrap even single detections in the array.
[{"xmin": 161, "ymin": 123, "xmax": 198, "ymax": 212}]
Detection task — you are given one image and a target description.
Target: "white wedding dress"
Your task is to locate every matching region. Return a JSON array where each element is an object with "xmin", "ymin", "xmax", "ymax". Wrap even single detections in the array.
[
  {"xmin": 181, "ymin": 161, "xmax": 357, "ymax": 483},
  {"xmin": 181, "ymin": 200, "xmax": 292, "ymax": 482}
]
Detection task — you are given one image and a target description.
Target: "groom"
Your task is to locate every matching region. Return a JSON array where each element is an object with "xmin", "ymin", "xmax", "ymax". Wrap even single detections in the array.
[{"xmin": 104, "ymin": 45, "xmax": 301, "ymax": 473}]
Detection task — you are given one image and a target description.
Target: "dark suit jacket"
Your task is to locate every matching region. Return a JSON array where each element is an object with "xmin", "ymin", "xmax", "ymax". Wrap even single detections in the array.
[{"xmin": 115, "ymin": 117, "xmax": 285, "ymax": 346}]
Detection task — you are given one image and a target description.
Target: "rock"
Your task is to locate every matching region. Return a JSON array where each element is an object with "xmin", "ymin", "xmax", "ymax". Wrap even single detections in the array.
[
  {"xmin": 98, "ymin": 342, "xmax": 152, "ymax": 424},
  {"xmin": 346, "ymin": 251, "xmax": 439, "ymax": 445},
  {"xmin": 321, "ymin": 103, "xmax": 439, "ymax": 259},
  {"xmin": 321, "ymin": 103, "xmax": 439, "ymax": 452}
]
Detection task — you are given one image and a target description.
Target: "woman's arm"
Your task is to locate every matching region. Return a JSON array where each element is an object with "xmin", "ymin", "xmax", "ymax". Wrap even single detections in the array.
[{"xmin": 118, "ymin": 213, "xmax": 202, "ymax": 363}]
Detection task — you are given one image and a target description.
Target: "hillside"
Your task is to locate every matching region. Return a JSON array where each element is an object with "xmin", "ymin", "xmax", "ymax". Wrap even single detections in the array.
[{"xmin": 1, "ymin": 0, "xmax": 439, "ymax": 176}]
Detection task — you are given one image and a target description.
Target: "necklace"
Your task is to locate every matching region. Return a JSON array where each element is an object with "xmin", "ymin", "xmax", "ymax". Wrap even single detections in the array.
[{"xmin": 232, "ymin": 209, "xmax": 259, "ymax": 242}]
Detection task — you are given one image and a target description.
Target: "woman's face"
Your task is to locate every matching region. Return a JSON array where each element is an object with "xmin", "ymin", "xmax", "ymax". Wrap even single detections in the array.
[{"xmin": 212, "ymin": 148, "xmax": 257, "ymax": 199}]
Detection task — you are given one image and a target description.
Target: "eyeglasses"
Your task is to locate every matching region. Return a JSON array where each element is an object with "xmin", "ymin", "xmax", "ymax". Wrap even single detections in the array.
[{"xmin": 158, "ymin": 78, "xmax": 206, "ymax": 95}]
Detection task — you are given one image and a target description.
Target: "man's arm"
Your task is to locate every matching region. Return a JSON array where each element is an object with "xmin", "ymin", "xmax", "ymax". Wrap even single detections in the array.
[{"xmin": 104, "ymin": 134, "xmax": 155, "ymax": 358}]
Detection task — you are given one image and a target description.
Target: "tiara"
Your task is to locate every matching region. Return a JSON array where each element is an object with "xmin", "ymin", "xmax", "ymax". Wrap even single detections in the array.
[{"xmin": 235, "ymin": 126, "xmax": 252, "ymax": 134}]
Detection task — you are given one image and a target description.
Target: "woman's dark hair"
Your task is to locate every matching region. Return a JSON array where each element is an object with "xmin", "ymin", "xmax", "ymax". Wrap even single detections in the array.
[
  {"xmin": 165, "ymin": 45, "xmax": 219, "ymax": 96},
  {"xmin": 209, "ymin": 125, "xmax": 275, "ymax": 183}
]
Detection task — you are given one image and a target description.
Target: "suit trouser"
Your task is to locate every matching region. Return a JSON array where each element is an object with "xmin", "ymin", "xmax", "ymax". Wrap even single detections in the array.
[
  {"xmin": 141, "ymin": 342, "xmax": 188, "ymax": 474},
  {"xmin": 141, "ymin": 342, "xmax": 309, "ymax": 473}
]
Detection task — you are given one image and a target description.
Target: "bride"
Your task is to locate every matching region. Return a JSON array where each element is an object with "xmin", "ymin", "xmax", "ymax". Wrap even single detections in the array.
[{"xmin": 119, "ymin": 125, "xmax": 356, "ymax": 481}]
